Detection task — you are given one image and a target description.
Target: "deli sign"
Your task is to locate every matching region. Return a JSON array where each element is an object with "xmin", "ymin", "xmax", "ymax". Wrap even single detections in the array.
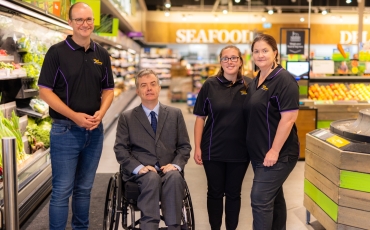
[
  {"xmin": 176, "ymin": 29, "xmax": 254, "ymax": 43},
  {"xmin": 340, "ymin": 31, "xmax": 369, "ymax": 44}
]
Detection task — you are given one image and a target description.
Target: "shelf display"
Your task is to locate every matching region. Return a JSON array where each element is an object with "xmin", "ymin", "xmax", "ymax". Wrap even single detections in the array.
[{"xmin": 140, "ymin": 48, "xmax": 179, "ymax": 87}]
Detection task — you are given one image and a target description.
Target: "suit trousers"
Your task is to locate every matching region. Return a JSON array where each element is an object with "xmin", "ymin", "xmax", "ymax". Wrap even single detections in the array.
[
  {"xmin": 203, "ymin": 161, "xmax": 249, "ymax": 230},
  {"xmin": 134, "ymin": 170, "xmax": 185, "ymax": 230},
  {"xmin": 250, "ymin": 158, "xmax": 298, "ymax": 230}
]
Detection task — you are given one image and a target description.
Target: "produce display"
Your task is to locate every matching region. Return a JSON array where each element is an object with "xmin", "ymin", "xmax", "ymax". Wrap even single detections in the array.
[
  {"xmin": 25, "ymin": 117, "xmax": 51, "ymax": 153},
  {"xmin": 0, "ymin": 110, "xmax": 26, "ymax": 178},
  {"xmin": 308, "ymin": 83, "xmax": 370, "ymax": 101}
]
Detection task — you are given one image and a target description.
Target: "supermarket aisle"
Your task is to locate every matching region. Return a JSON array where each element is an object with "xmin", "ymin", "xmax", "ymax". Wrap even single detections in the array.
[{"xmin": 97, "ymin": 89, "xmax": 325, "ymax": 230}]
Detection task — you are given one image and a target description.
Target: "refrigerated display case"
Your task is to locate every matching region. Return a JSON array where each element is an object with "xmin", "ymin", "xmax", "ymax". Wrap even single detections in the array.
[{"xmin": 0, "ymin": 1, "xmax": 139, "ymax": 225}]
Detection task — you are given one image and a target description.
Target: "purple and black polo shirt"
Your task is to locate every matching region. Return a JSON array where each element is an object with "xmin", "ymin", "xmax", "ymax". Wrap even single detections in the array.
[
  {"xmin": 193, "ymin": 75, "xmax": 251, "ymax": 162},
  {"xmin": 38, "ymin": 35, "xmax": 114, "ymax": 120},
  {"xmin": 243, "ymin": 65, "xmax": 300, "ymax": 163}
]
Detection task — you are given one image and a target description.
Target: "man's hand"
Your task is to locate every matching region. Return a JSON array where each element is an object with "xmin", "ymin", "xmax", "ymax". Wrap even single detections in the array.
[
  {"xmin": 138, "ymin": 165, "xmax": 157, "ymax": 175},
  {"xmin": 160, "ymin": 164, "xmax": 178, "ymax": 174},
  {"xmin": 87, "ymin": 110, "xmax": 103, "ymax": 130},
  {"xmin": 72, "ymin": 112, "xmax": 95, "ymax": 129}
]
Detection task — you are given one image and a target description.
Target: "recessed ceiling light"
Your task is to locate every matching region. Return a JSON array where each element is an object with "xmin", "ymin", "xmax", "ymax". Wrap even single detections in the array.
[
  {"xmin": 322, "ymin": 10, "xmax": 328, "ymax": 15},
  {"xmin": 261, "ymin": 16, "xmax": 266, "ymax": 22},
  {"xmin": 223, "ymin": 9, "xmax": 228, "ymax": 14},
  {"xmin": 235, "ymin": 0, "xmax": 240, "ymax": 3},
  {"xmin": 300, "ymin": 17, "xmax": 304, "ymax": 22},
  {"xmin": 268, "ymin": 9, "xmax": 274, "ymax": 15},
  {"xmin": 164, "ymin": 11, "xmax": 170, "ymax": 17},
  {"xmin": 346, "ymin": 0, "xmax": 352, "ymax": 3},
  {"xmin": 164, "ymin": 3, "xmax": 171, "ymax": 8}
]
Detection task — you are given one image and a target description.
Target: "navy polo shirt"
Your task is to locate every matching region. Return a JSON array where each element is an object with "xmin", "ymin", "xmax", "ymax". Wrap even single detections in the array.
[
  {"xmin": 193, "ymin": 75, "xmax": 251, "ymax": 162},
  {"xmin": 38, "ymin": 35, "xmax": 114, "ymax": 120},
  {"xmin": 243, "ymin": 65, "xmax": 299, "ymax": 163}
]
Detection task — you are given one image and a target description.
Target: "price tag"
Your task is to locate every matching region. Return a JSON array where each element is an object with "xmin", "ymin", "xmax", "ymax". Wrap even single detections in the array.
[
  {"xmin": 326, "ymin": 135, "xmax": 350, "ymax": 148},
  {"xmin": 313, "ymin": 130, "xmax": 328, "ymax": 138}
]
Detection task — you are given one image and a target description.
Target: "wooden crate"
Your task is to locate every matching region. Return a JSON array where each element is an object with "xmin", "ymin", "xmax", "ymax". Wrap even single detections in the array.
[{"xmin": 304, "ymin": 133, "xmax": 370, "ymax": 230}]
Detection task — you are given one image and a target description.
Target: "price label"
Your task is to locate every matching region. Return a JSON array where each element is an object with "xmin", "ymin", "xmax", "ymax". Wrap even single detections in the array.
[{"xmin": 326, "ymin": 135, "xmax": 350, "ymax": 148}]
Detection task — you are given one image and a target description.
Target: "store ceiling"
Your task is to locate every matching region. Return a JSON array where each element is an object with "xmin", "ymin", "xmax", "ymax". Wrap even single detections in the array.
[{"xmin": 144, "ymin": 0, "xmax": 369, "ymax": 13}]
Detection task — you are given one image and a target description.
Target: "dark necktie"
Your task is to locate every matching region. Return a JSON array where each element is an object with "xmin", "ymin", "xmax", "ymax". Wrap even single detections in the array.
[{"xmin": 150, "ymin": 111, "xmax": 157, "ymax": 133}]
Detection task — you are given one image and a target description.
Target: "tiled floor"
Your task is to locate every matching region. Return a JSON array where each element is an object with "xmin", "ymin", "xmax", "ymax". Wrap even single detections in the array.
[{"xmin": 97, "ymin": 89, "xmax": 326, "ymax": 230}]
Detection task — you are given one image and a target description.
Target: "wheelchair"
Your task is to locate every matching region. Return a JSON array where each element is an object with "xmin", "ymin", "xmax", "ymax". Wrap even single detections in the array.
[{"xmin": 103, "ymin": 167, "xmax": 195, "ymax": 230}]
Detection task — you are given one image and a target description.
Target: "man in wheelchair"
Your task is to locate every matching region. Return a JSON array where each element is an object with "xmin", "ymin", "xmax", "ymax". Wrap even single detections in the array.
[{"xmin": 114, "ymin": 69, "xmax": 191, "ymax": 230}]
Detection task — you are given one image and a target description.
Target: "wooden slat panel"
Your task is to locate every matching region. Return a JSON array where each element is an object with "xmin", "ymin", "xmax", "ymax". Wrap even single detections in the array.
[
  {"xmin": 306, "ymin": 149, "xmax": 340, "ymax": 185},
  {"xmin": 304, "ymin": 194, "xmax": 337, "ymax": 230},
  {"xmin": 340, "ymin": 151, "xmax": 370, "ymax": 174},
  {"xmin": 338, "ymin": 206, "xmax": 370, "ymax": 229},
  {"xmin": 339, "ymin": 188, "xmax": 370, "ymax": 212},
  {"xmin": 306, "ymin": 134, "xmax": 342, "ymax": 168},
  {"xmin": 305, "ymin": 164, "xmax": 339, "ymax": 203}
]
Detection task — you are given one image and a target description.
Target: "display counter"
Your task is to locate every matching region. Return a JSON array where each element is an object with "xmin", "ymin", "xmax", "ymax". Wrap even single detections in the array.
[{"xmin": 304, "ymin": 110, "xmax": 370, "ymax": 229}]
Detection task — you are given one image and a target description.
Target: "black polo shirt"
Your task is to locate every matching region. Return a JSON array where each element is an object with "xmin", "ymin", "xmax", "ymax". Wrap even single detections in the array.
[
  {"xmin": 193, "ymin": 75, "xmax": 251, "ymax": 162},
  {"xmin": 243, "ymin": 65, "xmax": 299, "ymax": 163},
  {"xmin": 38, "ymin": 35, "xmax": 114, "ymax": 120}
]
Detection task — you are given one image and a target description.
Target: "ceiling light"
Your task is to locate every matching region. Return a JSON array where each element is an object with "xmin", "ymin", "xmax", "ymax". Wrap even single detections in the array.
[
  {"xmin": 322, "ymin": 10, "xmax": 328, "ymax": 15},
  {"xmin": 300, "ymin": 17, "xmax": 304, "ymax": 22},
  {"xmin": 164, "ymin": 0, "xmax": 171, "ymax": 8},
  {"xmin": 223, "ymin": 9, "xmax": 228, "ymax": 14},
  {"xmin": 268, "ymin": 9, "xmax": 274, "ymax": 15},
  {"xmin": 235, "ymin": 0, "xmax": 240, "ymax": 3},
  {"xmin": 346, "ymin": 0, "xmax": 352, "ymax": 3},
  {"xmin": 261, "ymin": 16, "xmax": 266, "ymax": 22},
  {"xmin": 164, "ymin": 11, "xmax": 170, "ymax": 17}
]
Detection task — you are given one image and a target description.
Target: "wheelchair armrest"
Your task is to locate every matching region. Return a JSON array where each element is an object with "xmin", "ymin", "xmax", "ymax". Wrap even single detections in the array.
[{"xmin": 124, "ymin": 181, "xmax": 141, "ymax": 202}]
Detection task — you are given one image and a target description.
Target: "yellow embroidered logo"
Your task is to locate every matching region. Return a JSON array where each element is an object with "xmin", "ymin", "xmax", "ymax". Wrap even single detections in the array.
[
  {"xmin": 240, "ymin": 90, "xmax": 247, "ymax": 95},
  {"xmin": 262, "ymin": 85, "xmax": 268, "ymax": 91},
  {"xmin": 93, "ymin": 59, "xmax": 102, "ymax": 65}
]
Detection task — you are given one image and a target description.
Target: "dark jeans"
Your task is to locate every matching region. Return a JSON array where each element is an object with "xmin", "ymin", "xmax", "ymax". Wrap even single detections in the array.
[
  {"xmin": 250, "ymin": 158, "xmax": 298, "ymax": 230},
  {"xmin": 49, "ymin": 120, "xmax": 104, "ymax": 230},
  {"xmin": 203, "ymin": 161, "xmax": 249, "ymax": 230}
]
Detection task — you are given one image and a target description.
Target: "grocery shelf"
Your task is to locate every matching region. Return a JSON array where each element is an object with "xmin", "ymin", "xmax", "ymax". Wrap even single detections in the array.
[{"xmin": 16, "ymin": 106, "xmax": 48, "ymax": 119}]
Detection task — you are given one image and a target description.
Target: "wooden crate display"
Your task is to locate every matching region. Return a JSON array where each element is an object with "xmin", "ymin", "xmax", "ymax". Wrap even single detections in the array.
[{"xmin": 304, "ymin": 133, "xmax": 370, "ymax": 230}]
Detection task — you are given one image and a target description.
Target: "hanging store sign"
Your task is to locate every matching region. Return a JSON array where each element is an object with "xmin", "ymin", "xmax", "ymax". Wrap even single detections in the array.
[
  {"xmin": 175, "ymin": 29, "xmax": 254, "ymax": 44},
  {"xmin": 286, "ymin": 31, "xmax": 305, "ymax": 54}
]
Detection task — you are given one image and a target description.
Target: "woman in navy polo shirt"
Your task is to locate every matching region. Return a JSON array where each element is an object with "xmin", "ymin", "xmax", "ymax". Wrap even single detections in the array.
[
  {"xmin": 193, "ymin": 45, "xmax": 251, "ymax": 230},
  {"xmin": 243, "ymin": 34, "xmax": 299, "ymax": 229}
]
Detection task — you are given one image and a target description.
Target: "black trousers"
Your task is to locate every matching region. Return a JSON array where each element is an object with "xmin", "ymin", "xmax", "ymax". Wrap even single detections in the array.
[
  {"xmin": 203, "ymin": 160, "xmax": 249, "ymax": 230},
  {"xmin": 250, "ymin": 158, "xmax": 298, "ymax": 230}
]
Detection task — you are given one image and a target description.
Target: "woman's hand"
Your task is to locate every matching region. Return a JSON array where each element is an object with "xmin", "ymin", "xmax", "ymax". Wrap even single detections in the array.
[
  {"xmin": 263, "ymin": 149, "xmax": 279, "ymax": 167},
  {"xmin": 194, "ymin": 148, "xmax": 203, "ymax": 165}
]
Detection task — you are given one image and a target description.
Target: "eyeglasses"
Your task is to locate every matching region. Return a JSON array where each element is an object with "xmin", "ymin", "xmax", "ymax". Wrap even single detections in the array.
[
  {"xmin": 220, "ymin": 56, "xmax": 240, "ymax": 63},
  {"xmin": 71, "ymin": 18, "xmax": 94, "ymax": 25}
]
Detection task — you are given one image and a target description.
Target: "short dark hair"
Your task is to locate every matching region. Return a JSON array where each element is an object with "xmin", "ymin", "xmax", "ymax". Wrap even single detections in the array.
[
  {"xmin": 251, "ymin": 33, "xmax": 279, "ymax": 63},
  {"xmin": 135, "ymin": 69, "xmax": 160, "ymax": 88},
  {"xmin": 68, "ymin": 2, "xmax": 90, "ymax": 20}
]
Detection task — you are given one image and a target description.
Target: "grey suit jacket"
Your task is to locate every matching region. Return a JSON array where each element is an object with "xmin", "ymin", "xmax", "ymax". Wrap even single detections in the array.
[{"xmin": 114, "ymin": 103, "xmax": 191, "ymax": 181}]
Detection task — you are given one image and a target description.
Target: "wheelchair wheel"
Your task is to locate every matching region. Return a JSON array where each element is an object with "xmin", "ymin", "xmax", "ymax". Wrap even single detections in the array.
[
  {"xmin": 181, "ymin": 183, "xmax": 195, "ymax": 230},
  {"xmin": 103, "ymin": 174, "xmax": 121, "ymax": 230}
]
